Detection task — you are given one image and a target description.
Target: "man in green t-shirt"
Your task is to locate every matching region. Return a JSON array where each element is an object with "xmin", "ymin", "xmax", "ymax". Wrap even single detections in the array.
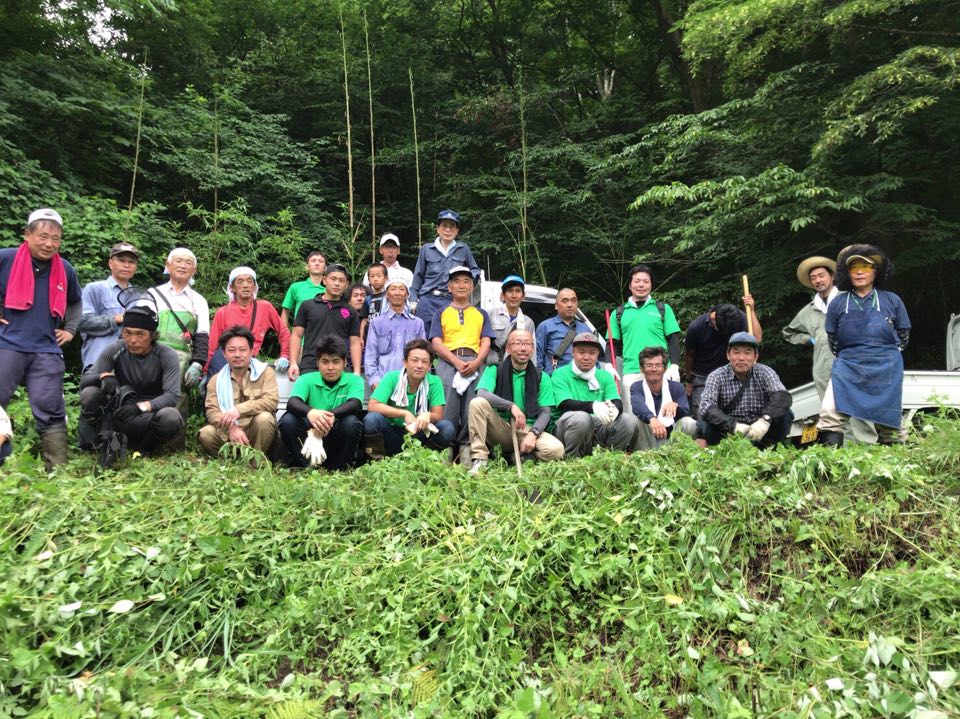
[
  {"xmin": 280, "ymin": 251, "xmax": 327, "ymax": 330},
  {"xmin": 277, "ymin": 335, "xmax": 363, "ymax": 469},
  {"xmin": 610, "ymin": 264, "xmax": 682, "ymax": 416},
  {"xmin": 552, "ymin": 333, "xmax": 641, "ymax": 457},
  {"xmin": 467, "ymin": 329, "xmax": 563, "ymax": 474},
  {"xmin": 364, "ymin": 338, "xmax": 455, "ymax": 458}
]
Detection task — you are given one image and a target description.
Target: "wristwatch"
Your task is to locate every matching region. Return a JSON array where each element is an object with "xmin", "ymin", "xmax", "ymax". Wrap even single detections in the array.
[
  {"xmin": 762, "ymin": 414, "xmax": 772, "ymax": 422},
  {"xmin": 530, "ymin": 427, "xmax": 542, "ymax": 437}
]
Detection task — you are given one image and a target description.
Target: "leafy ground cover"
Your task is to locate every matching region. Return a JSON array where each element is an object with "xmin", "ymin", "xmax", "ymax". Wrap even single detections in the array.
[{"xmin": 2, "ymin": 419, "xmax": 959, "ymax": 718}]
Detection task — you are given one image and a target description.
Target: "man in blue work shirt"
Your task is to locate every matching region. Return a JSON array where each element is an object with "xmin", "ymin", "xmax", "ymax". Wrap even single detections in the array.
[
  {"xmin": 410, "ymin": 210, "xmax": 481, "ymax": 338},
  {"xmin": 535, "ymin": 288, "xmax": 597, "ymax": 373},
  {"xmin": 79, "ymin": 242, "xmax": 139, "ymax": 370}
]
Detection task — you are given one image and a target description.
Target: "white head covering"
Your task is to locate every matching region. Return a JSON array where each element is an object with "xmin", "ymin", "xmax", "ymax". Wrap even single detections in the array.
[{"xmin": 226, "ymin": 266, "xmax": 258, "ymax": 302}]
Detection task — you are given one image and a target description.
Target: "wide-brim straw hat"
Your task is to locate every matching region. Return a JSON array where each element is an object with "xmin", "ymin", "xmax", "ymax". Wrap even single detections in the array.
[{"xmin": 796, "ymin": 256, "xmax": 837, "ymax": 289}]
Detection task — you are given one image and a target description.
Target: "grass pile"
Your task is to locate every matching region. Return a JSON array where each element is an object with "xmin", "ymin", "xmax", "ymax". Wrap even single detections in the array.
[{"xmin": 2, "ymin": 418, "xmax": 959, "ymax": 717}]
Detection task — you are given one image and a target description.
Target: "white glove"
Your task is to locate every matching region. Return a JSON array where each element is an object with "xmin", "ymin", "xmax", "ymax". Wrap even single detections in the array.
[
  {"xmin": 664, "ymin": 364, "xmax": 681, "ymax": 383},
  {"xmin": 746, "ymin": 418, "xmax": 770, "ymax": 441},
  {"xmin": 592, "ymin": 401, "xmax": 615, "ymax": 425},
  {"xmin": 734, "ymin": 423, "xmax": 751, "ymax": 436},
  {"xmin": 603, "ymin": 400, "xmax": 619, "ymax": 425},
  {"xmin": 300, "ymin": 430, "xmax": 327, "ymax": 466},
  {"xmin": 404, "ymin": 418, "xmax": 440, "ymax": 436},
  {"xmin": 602, "ymin": 362, "xmax": 621, "ymax": 382},
  {"xmin": 274, "ymin": 357, "xmax": 290, "ymax": 373}
]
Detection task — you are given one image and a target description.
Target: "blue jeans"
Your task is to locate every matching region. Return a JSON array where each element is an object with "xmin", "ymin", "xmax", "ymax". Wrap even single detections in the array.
[
  {"xmin": 698, "ymin": 410, "xmax": 794, "ymax": 448},
  {"xmin": 363, "ymin": 411, "xmax": 455, "ymax": 455}
]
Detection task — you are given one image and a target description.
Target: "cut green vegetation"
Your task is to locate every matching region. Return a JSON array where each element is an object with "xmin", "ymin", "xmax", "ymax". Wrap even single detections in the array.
[{"xmin": 2, "ymin": 419, "xmax": 959, "ymax": 717}]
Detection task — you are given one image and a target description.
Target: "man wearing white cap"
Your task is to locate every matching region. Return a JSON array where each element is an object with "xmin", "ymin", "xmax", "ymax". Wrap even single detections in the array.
[
  {"xmin": 205, "ymin": 266, "xmax": 291, "ymax": 376},
  {"xmin": 363, "ymin": 232, "xmax": 413, "ymax": 288},
  {"xmin": 0, "ymin": 208, "xmax": 83, "ymax": 468},
  {"xmin": 79, "ymin": 241, "xmax": 140, "ymax": 370},
  {"xmin": 363, "ymin": 276, "xmax": 425, "ymax": 388},
  {"xmin": 147, "ymin": 248, "xmax": 210, "ymax": 406}
]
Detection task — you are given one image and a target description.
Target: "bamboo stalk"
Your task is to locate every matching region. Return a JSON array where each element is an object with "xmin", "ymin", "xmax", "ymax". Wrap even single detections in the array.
[
  {"xmin": 212, "ymin": 86, "xmax": 220, "ymax": 234},
  {"xmin": 340, "ymin": 6, "xmax": 355, "ymax": 235},
  {"xmin": 124, "ymin": 50, "xmax": 148, "ymax": 240},
  {"xmin": 409, "ymin": 67, "xmax": 422, "ymax": 247},
  {"xmin": 742, "ymin": 275, "xmax": 754, "ymax": 335},
  {"xmin": 363, "ymin": 11, "xmax": 376, "ymax": 259}
]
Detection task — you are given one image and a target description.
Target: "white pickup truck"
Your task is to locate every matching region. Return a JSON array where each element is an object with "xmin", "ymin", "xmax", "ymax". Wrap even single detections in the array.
[{"xmin": 789, "ymin": 314, "xmax": 960, "ymax": 441}]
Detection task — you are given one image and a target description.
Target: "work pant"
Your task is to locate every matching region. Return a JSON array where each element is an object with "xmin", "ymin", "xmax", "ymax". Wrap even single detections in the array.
[
  {"xmin": 636, "ymin": 416, "xmax": 698, "ymax": 450},
  {"xmin": 0, "ymin": 349, "xmax": 66, "ymax": 433},
  {"xmin": 0, "ymin": 438, "xmax": 11, "ymax": 466},
  {"xmin": 620, "ymin": 373, "xmax": 643, "ymax": 417},
  {"xmin": 554, "ymin": 410, "xmax": 641, "ymax": 458},
  {"xmin": 198, "ymin": 412, "xmax": 277, "ymax": 455},
  {"xmin": 690, "ymin": 373, "xmax": 708, "ymax": 419},
  {"xmin": 436, "ymin": 353, "xmax": 480, "ymax": 446},
  {"xmin": 816, "ymin": 380, "xmax": 903, "ymax": 443},
  {"xmin": 414, "ymin": 293, "xmax": 452, "ymax": 338},
  {"xmin": 698, "ymin": 410, "xmax": 794, "ymax": 448},
  {"xmin": 362, "ymin": 412, "xmax": 456, "ymax": 455},
  {"xmin": 468, "ymin": 397, "xmax": 564, "ymax": 462},
  {"xmin": 278, "ymin": 412, "xmax": 361, "ymax": 470},
  {"xmin": 79, "ymin": 386, "xmax": 184, "ymax": 452}
]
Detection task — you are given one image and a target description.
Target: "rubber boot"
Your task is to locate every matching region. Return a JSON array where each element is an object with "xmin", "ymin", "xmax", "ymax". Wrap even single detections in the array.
[
  {"xmin": 819, "ymin": 430, "xmax": 844, "ymax": 448},
  {"xmin": 77, "ymin": 413, "xmax": 100, "ymax": 451},
  {"xmin": 40, "ymin": 427, "xmax": 68, "ymax": 470},
  {"xmin": 364, "ymin": 433, "xmax": 387, "ymax": 461}
]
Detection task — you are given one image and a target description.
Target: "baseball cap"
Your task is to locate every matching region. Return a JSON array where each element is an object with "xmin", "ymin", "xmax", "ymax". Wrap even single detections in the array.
[
  {"xmin": 845, "ymin": 254, "xmax": 878, "ymax": 267},
  {"xmin": 448, "ymin": 265, "xmax": 473, "ymax": 279},
  {"xmin": 110, "ymin": 242, "xmax": 140, "ymax": 258},
  {"xmin": 728, "ymin": 331, "xmax": 760, "ymax": 348},
  {"xmin": 28, "ymin": 208, "xmax": 63, "ymax": 227},
  {"xmin": 437, "ymin": 209, "xmax": 461, "ymax": 225},
  {"xmin": 501, "ymin": 275, "xmax": 525, "ymax": 290},
  {"xmin": 379, "ymin": 233, "xmax": 400, "ymax": 247},
  {"xmin": 572, "ymin": 332, "xmax": 603, "ymax": 350}
]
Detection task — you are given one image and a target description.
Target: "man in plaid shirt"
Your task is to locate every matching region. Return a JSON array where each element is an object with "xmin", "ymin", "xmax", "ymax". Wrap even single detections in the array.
[{"xmin": 697, "ymin": 332, "xmax": 793, "ymax": 448}]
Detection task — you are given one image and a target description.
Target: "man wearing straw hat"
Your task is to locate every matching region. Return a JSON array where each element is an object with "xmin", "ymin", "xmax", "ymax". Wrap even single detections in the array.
[{"xmin": 783, "ymin": 256, "xmax": 838, "ymax": 400}]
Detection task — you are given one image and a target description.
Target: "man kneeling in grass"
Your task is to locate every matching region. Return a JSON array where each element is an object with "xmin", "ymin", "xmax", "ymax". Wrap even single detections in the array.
[
  {"xmin": 199, "ymin": 326, "xmax": 279, "ymax": 456},
  {"xmin": 363, "ymin": 338, "xmax": 455, "ymax": 459},
  {"xmin": 278, "ymin": 335, "xmax": 363, "ymax": 470}
]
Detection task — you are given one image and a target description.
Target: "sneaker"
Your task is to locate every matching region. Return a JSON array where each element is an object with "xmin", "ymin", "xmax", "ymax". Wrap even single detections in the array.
[{"xmin": 468, "ymin": 458, "xmax": 488, "ymax": 475}]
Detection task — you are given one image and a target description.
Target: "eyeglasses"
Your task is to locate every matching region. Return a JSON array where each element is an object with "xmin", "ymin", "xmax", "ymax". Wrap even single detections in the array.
[
  {"xmin": 848, "ymin": 262, "xmax": 875, "ymax": 273},
  {"xmin": 643, "ymin": 363, "xmax": 665, "ymax": 370}
]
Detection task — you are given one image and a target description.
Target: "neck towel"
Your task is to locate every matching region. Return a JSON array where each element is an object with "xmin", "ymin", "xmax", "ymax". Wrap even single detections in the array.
[
  {"xmin": 4, "ymin": 242, "xmax": 67, "ymax": 319},
  {"xmin": 216, "ymin": 358, "xmax": 268, "ymax": 414},
  {"xmin": 570, "ymin": 362, "xmax": 600, "ymax": 390},
  {"xmin": 812, "ymin": 286, "xmax": 839, "ymax": 314},
  {"xmin": 390, "ymin": 369, "xmax": 430, "ymax": 415},
  {"xmin": 493, "ymin": 358, "xmax": 540, "ymax": 417},
  {"xmin": 641, "ymin": 377, "xmax": 674, "ymax": 427}
]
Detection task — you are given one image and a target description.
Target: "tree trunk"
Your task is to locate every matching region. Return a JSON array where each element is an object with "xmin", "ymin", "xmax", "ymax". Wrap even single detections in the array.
[{"xmin": 637, "ymin": 0, "xmax": 707, "ymax": 112}]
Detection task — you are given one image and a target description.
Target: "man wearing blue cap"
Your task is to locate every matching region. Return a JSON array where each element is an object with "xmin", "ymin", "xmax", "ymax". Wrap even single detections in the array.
[
  {"xmin": 410, "ymin": 210, "xmax": 481, "ymax": 337},
  {"xmin": 697, "ymin": 332, "xmax": 793, "ymax": 448},
  {"xmin": 488, "ymin": 275, "xmax": 537, "ymax": 366}
]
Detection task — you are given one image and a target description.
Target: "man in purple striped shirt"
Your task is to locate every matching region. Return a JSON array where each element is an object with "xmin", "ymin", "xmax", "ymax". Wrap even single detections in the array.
[{"xmin": 363, "ymin": 278, "xmax": 426, "ymax": 389}]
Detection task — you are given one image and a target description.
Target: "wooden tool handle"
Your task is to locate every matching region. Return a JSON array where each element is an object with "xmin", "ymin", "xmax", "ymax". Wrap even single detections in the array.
[{"xmin": 741, "ymin": 275, "xmax": 754, "ymax": 336}]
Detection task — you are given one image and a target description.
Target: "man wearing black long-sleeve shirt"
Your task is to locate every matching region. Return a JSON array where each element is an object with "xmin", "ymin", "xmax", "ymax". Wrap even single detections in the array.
[
  {"xmin": 278, "ymin": 335, "xmax": 363, "ymax": 470},
  {"xmin": 697, "ymin": 332, "xmax": 792, "ymax": 448},
  {"xmin": 78, "ymin": 306, "xmax": 184, "ymax": 457}
]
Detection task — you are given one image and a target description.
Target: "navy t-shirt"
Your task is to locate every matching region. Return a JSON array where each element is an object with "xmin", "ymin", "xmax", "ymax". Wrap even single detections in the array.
[
  {"xmin": 685, "ymin": 309, "xmax": 747, "ymax": 377},
  {"xmin": 0, "ymin": 248, "xmax": 82, "ymax": 353}
]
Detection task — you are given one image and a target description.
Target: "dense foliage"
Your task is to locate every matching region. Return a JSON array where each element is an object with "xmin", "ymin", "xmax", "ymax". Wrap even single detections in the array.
[
  {"xmin": 0, "ymin": 0, "xmax": 958, "ymax": 382},
  {"xmin": 2, "ymin": 419, "xmax": 959, "ymax": 716}
]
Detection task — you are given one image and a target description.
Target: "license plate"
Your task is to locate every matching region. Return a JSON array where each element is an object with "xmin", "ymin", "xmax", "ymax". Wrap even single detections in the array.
[{"xmin": 800, "ymin": 424, "xmax": 819, "ymax": 444}]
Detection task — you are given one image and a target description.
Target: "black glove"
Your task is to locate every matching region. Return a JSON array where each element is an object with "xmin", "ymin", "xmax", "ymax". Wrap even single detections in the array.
[
  {"xmin": 100, "ymin": 375, "xmax": 119, "ymax": 396},
  {"xmin": 113, "ymin": 403, "xmax": 143, "ymax": 424}
]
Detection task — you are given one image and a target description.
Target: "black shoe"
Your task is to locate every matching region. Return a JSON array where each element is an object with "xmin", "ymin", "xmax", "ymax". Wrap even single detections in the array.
[{"xmin": 819, "ymin": 431, "xmax": 844, "ymax": 447}]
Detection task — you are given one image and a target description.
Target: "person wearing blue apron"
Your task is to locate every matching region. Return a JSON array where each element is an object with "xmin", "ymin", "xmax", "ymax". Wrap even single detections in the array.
[{"xmin": 817, "ymin": 245, "xmax": 910, "ymax": 446}]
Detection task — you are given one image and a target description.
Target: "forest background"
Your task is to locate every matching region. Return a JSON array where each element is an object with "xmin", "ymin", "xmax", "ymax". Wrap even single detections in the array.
[{"xmin": 1, "ymin": 0, "xmax": 958, "ymax": 385}]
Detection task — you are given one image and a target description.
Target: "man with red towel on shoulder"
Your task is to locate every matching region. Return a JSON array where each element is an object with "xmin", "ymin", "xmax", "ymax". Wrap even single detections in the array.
[{"xmin": 0, "ymin": 208, "xmax": 83, "ymax": 469}]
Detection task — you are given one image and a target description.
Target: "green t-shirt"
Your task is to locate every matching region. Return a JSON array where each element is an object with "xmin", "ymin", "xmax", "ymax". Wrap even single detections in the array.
[
  {"xmin": 549, "ymin": 363, "xmax": 620, "ymax": 421},
  {"xmin": 370, "ymin": 371, "xmax": 446, "ymax": 427},
  {"xmin": 289, "ymin": 371, "xmax": 364, "ymax": 412},
  {"xmin": 282, "ymin": 279, "xmax": 326, "ymax": 319},
  {"xmin": 610, "ymin": 297, "xmax": 681, "ymax": 374},
  {"xmin": 477, "ymin": 364, "xmax": 554, "ymax": 426}
]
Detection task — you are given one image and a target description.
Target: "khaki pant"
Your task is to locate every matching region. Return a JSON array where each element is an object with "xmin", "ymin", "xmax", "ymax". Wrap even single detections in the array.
[
  {"xmin": 468, "ymin": 397, "xmax": 564, "ymax": 461},
  {"xmin": 816, "ymin": 379, "xmax": 904, "ymax": 443},
  {"xmin": 198, "ymin": 411, "xmax": 277, "ymax": 455}
]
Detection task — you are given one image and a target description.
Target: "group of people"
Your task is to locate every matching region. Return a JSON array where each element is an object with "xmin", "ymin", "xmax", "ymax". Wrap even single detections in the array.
[{"xmin": 0, "ymin": 206, "xmax": 910, "ymax": 471}]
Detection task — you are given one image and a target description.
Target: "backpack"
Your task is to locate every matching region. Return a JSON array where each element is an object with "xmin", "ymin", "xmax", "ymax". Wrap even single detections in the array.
[{"xmin": 614, "ymin": 299, "xmax": 666, "ymax": 336}]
